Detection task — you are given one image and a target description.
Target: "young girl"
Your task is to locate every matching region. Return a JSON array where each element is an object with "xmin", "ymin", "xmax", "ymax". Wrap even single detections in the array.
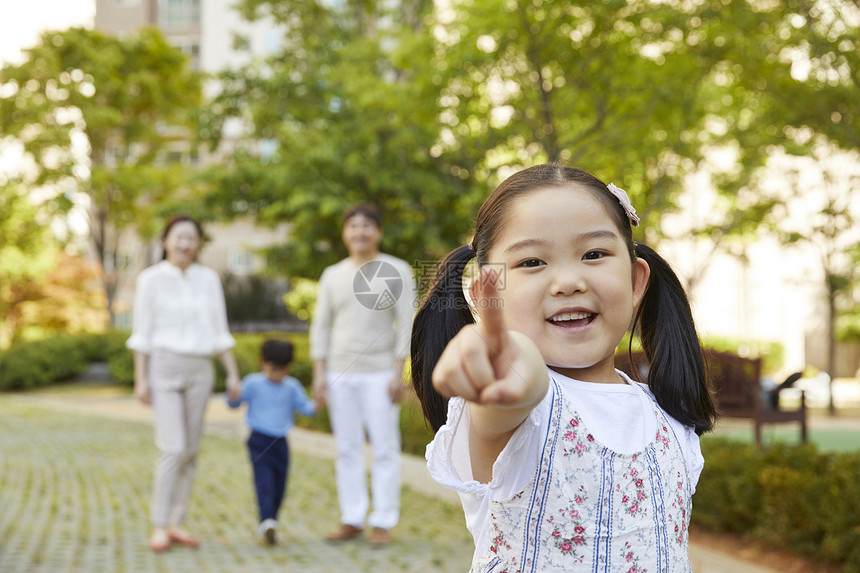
[{"xmin": 411, "ymin": 164, "xmax": 717, "ymax": 572}]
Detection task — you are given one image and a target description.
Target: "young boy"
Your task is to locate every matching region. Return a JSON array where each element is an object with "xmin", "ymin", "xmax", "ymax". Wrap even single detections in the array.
[{"xmin": 227, "ymin": 339, "xmax": 316, "ymax": 545}]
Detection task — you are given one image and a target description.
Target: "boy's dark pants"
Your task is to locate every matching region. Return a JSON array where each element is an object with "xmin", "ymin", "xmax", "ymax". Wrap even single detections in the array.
[{"xmin": 247, "ymin": 430, "xmax": 290, "ymax": 522}]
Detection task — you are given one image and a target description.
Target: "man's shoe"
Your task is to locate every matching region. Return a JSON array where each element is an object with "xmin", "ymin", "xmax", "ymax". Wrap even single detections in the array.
[
  {"xmin": 368, "ymin": 527, "xmax": 392, "ymax": 546},
  {"xmin": 325, "ymin": 523, "xmax": 363, "ymax": 541},
  {"xmin": 258, "ymin": 519, "xmax": 278, "ymax": 546}
]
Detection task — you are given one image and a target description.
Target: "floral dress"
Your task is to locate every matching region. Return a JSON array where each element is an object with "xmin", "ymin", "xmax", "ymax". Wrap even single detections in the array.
[{"xmin": 473, "ymin": 376, "xmax": 693, "ymax": 573}]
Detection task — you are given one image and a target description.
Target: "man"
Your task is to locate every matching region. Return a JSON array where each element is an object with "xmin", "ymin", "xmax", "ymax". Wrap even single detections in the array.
[{"xmin": 310, "ymin": 203, "xmax": 415, "ymax": 545}]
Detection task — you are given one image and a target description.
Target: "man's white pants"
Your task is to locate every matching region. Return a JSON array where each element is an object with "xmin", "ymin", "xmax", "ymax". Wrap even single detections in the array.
[{"xmin": 326, "ymin": 370, "xmax": 401, "ymax": 530}]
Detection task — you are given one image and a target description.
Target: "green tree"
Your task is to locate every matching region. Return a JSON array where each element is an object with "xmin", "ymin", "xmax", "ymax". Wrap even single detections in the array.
[
  {"xmin": 201, "ymin": 0, "xmax": 859, "ymax": 288},
  {"xmin": 197, "ymin": 0, "xmax": 479, "ymax": 283},
  {"xmin": 0, "ymin": 27, "xmax": 203, "ymax": 325},
  {"xmin": 0, "ymin": 181, "xmax": 57, "ymax": 347},
  {"xmin": 432, "ymin": 0, "xmax": 859, "ymax": 235}
]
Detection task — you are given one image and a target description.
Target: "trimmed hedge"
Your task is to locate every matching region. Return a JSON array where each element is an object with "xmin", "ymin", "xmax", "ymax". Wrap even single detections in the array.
[
  {"xmin": 694, "ymin": 437, "xmax": 860, "ymax": 571},
  {"xmin": 0, "ymin": 336, "xmax": 90, "ymax": 391}
]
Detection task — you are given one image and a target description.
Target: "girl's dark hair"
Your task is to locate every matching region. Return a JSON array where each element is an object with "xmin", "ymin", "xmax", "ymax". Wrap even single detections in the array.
[
  {"xmin": 632, "ymin": 243, "xmax": 716, "ymax": 435},
  {"xmin": 410, "ymin": 245, "xmax": 476, "ymax": 430},
  {"xmin": 411, "ymin": 163, "xmax": 717, "ymax": 435},
  {"xmin": 160, "ymin": 215, "xmax": 204, "ymax": 260}
]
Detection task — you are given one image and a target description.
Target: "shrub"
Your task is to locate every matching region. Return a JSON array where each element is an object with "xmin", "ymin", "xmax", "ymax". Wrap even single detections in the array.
[
  {"xmin": 693, "ymin": 437, "xmax": 764, "ymax": 533},
  {"xmin": 106, "ymin": 331, "xmax": 134, "ymax": 386},
  {"xmin": 0, "ymin": 336, "xmax": 89, "ymax": 390},
  {"xmin": 693, "ymin": 437, "xmax": 858, "ymax": 571}
]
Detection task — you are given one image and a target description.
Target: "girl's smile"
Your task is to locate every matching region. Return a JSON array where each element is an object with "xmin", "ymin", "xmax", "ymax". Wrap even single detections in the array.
[
  {"xmin": 547, "ymin": 307, "xmax": 597, "ymax": 331},
  {"xmin": 483, "ymin": 184, "xmax": 650, "ymax": 384}
]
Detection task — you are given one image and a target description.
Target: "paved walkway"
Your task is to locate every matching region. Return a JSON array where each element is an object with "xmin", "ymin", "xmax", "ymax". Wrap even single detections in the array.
[{"xmin": 0, "ymin": 383, "xmax": 784, "ymax": 573}]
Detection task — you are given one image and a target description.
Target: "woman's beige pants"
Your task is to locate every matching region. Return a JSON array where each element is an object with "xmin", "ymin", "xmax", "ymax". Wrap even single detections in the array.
[{"xmin": 149, "ymin": 350, "xmax": 214, "ymax": 527}]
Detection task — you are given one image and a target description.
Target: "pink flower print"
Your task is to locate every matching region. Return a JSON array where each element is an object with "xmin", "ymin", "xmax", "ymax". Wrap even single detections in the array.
[
  {"xmin": 573, "ymin": 536, "xmax": 585, "ymax": 546},
  {"xmin": 622, "ymin": 495, "xmax": 630, "ymax": 504},
  {"xmin": 560, "ymin": 541, "xmax": 573, "ymax": 553},
  {"xmin": 637, "ymin": 490, "xmax": 645, "ymax": 501},
  {"xmin": 552, "ymin": 530, "xmax": 561, "ymax": 538},
  {"xmin": 626, "ymin": 552, "xmax": 634, "ymax": 562},
  {"xmin": 575, "ymin": 496, "xmax": 583, "ymax": 504},
  {"xmin": 570, "ymin": 419, "xmax": 579, "ymax": 427},
  {"xmin": 574, "ymin": 526, "xmax": 585, "ymax": 535},
  {"xmin": 587, "ymin": 434, "xmax": 595, "ymax": 442},
  {"xmin": 678, "ymin": 481, "xmax": 684, "ymax": 490},
  {"xmin": 630, "ymin": 468, "xmax": 638, "ymax": 477},
  {"xmin": 575, "ymin": 442, "xmax": 586, "ymax": 454},
  {"xmin": 635, "ymin": 478, "xmax": 643, "ymax": 488},
  {"xmin": 564, "ymin": 431, "xmax": 575, "ymax": 441},
  {"xmin": 569, "ymin": 509, "xmax": 579, "ymax": 519},
  {"xmin": 629, "ymin": 503, "xmax": 639, "ymax": 515}
]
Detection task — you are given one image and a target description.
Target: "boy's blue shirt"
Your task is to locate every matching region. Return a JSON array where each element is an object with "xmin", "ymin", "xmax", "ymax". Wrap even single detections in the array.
[{"xmin": 227, "ymin": 372, "xmax": 316, "ymax": 438}]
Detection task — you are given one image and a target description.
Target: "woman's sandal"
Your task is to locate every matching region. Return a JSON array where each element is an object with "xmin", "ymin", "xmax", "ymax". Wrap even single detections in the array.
[
  {"xmin": 148, "ymin": 530, "xmax": 171, "ymax": 552},
  {"xmin": 167, "ymin": 528, "xmax": 200, "ymax": 548}
]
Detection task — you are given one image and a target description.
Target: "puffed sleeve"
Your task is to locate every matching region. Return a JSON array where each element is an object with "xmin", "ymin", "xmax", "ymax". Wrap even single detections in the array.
[
  {"xmin": 426, "ymin": 395, "xmax": 545, "ymax": 498},
  {"xmin": 685, "ymin": 427, "xmax": 705, "ymax": 494},
  {"xmin": 126, "ymin": 269, "xmax": 155, "ymax": 354}
]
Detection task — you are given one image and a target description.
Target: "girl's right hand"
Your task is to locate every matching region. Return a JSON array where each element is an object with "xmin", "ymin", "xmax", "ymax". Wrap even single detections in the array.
[{"xmin": 431, "ymin": 268, "xmax": 547, "ymax": 410}]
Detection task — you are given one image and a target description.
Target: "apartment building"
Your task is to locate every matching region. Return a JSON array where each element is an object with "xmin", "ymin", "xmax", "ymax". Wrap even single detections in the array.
[{"xmin": 95, "ymin": 0, "xmax": 292, "ymax": 330}]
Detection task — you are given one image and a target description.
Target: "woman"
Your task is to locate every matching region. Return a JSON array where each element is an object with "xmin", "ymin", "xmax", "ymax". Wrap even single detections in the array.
[{"xmin": 126, "ymin": 215, "xmax": 240, "ymax": 552}]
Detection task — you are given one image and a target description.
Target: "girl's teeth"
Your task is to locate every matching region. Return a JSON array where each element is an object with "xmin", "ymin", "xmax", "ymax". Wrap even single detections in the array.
[{"xmin": 551, "ymin": 312, "xmax": 591, "ymax": 322}]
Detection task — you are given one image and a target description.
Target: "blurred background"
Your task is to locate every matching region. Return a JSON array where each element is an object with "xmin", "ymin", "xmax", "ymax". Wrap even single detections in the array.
[{"xmin": 1, "ymin": 1, "xmax": 859, "ymax": 569}]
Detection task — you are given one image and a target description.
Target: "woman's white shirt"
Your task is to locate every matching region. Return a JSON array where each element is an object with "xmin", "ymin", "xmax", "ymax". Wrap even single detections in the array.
[
  {"xmin": 425, "ymin": 369, "xmax": 704, "ymax": 558},
  {"xmin": 126, "ymin": 261, "xmax": 235, "ymax": 357}
]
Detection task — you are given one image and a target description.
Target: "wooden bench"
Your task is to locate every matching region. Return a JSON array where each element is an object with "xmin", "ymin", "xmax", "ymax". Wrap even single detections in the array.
[{"xmin": 615, "ymin": 349, "xmax": 807, "ymax": 445}]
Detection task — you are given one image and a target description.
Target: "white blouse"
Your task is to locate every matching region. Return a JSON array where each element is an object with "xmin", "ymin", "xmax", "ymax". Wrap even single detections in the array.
[
  {"xmin": 126, "ymin": 261, "xmax": 235, "ymax": 357},
  {"xmin": 426, "ymin": 369, "xmax": 704, "ymax": 564}
]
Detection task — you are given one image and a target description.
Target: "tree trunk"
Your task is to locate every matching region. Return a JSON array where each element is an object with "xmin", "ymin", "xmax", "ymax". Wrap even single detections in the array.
[{"xmin": 827, "ymin": 285, "xmax": 837, "ymax": 416}]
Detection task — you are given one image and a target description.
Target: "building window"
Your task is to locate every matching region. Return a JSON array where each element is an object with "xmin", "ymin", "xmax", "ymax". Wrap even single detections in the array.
[
  {"xmin": 159, "ymin": 0, "xmax": 200, "ymax": 28},
  {"xmin": 160, "ymin": 142, "xmax": 200, "ymax": 166},
  {"xmin": 171, "ymin": 38, "xmax": 201, "ymax": 70},
  {"xmin": 228, "ymin": 248, "xmax": 253, "ymax": 276}
]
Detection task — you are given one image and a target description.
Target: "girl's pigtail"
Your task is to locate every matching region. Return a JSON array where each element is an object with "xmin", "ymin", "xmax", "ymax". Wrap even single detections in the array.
[
  {"xmin": 411, "ymin": 245, "xmax": 476, "ymax": 432},
  {"xmin": 633, "ymin": 244, "xmax": 717, "ymax": 435}
]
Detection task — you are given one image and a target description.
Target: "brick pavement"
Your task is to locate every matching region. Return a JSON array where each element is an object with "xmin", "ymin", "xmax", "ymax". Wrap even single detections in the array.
[{"xmin": 0, "ymin": 385, "xmax": 781, "ymax": 573}]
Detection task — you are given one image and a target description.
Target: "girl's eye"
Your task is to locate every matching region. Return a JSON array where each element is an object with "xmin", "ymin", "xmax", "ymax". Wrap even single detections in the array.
[
  {"xmin": 583, "ymin": 250, "xmax": 606, "ymax": 261},
  {"xmin": 516, "ymin": 258, "xmax": 545, "ymax": 268}
]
